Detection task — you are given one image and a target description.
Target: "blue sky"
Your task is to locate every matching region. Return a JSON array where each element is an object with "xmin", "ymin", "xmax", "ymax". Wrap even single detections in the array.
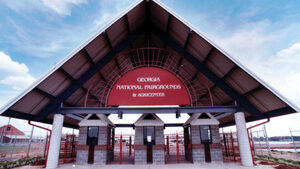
[{"xmin": 0, "ymin": 0, "xmax": 300, "ymax": 136}]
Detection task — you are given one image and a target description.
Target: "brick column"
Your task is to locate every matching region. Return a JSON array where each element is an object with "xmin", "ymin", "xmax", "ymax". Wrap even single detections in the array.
[
  {"xmin": 190, "ymin": 126, "xmax": 205, "ymax": 163},
  {"xmin": 210, "ymin": 125, "xmax": 223, "ymax": 162},
  {"xmin": 76, "ymin": 126, "xmax": 88, "ymax": 164},
  {"xmin": 94, "ymin": 126, "xmax": 108, "ymax": 164},
  {"xmin": 153, "ymin": 126, "xmax": 164, "ymax": 164},
  {"xmin": 134, "ymin": 126, "xmax": 147, "ymax": 164}
]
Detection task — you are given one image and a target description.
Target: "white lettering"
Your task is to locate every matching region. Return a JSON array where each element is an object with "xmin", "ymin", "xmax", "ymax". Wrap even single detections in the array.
[
  {"xmin": 137, "ymin": 77, "xmax": 161, "ymax": 82},
  {"xmin": 136, "ymin": 92, "xmax": 165, "ymax": 97},
  {"xmin": 144, "ymin": 84, "xmax": 181, "ymax": 90},
  {"xmin": 116, "ymin": 85, "xmax": 143, "ymax": 90},
  {"xmin": 116, "ymin": 84, "xmax": 181, "ymax": 90}
]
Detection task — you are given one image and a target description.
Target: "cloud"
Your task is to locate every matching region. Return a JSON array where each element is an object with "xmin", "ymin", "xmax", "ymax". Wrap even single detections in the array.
[
  {"xmin": 1, "ymin": 0, "xmax": 87, "ymax": 17},
  {"xmin": 93, "ymin": 13, "xmax": 111, "ymax": 28},
  {"xmin": 4, "ymin": 18, "xmax": 89, "ymax": 58},
  {"xmin": 214, "ymin": 20, "xmax": 276, "ymax": 63},
  {"xmin": 259, "ymin": 42, "xmax": 300, "ymax": 103},
  {"xmin": 0, "ymin": 52, "xmax": 35, "ymax": 90},
  {"xmin": 218, "ymin": 28, "xmax": 300, "ymax": 104},
  {"xmin": 214, "ymin": 20, "xmax": 300, "ymax": 135},
  {"xmin": 213, "ymin": 19, "xmax": 300, "ymax": 106},
  {"xmin": 91, "ymin": 0, "xmax": 135, "ymax": 30},
  {"xmin": 42, "ymin": 0, "xmax": 87, "ymax": 16},
  {"xmin": 275, "ymin": 42, "xmax": 300, "ymax": 64},
  {"xmin": 0, "ymin": 52, "xmax": 28, "ymax": 75},
  {"xmin": 0, "ymin": 0, "xmax": 45, "ymax": 14}
]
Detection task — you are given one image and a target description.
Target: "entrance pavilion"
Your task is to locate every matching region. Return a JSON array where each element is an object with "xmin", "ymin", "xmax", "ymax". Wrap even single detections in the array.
[{"xmin": 0, "ymin": 0, "xmax": 299, "ymax": 168}]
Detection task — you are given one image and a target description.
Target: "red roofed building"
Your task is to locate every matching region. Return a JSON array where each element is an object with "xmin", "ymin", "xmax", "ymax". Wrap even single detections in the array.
[
  {"xmin": 0, "ymin": 124, "xmax": 25, "ymax": 136},
  {"xmin": 0, "ymin": 124, "xmax": 26, "ymax": 143}
]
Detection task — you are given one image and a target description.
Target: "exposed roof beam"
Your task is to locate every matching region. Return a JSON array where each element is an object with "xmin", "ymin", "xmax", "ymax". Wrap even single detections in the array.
[
  {"xmin": 59, "ymin": 68, "xmax": 75, "ymax": 81},
  {"xmin": 82, "ymin": 48, "xmax": 95, "ymax": 64},
  {"xmin": 58, "ymin": 67, "xmax": 97, "ymax": 100},
  {"xmin": 115, "ymin": 124, "xmax": 134, "ymax": 128},
  {"xmin": 192, "ymin": 91, "xmax": 210, "ymax": 105},
  {"xmin": 166, "ymin": 14, "xmax": 172, "ymax": 34},
  {"xmin": 144, "ymin": 0, "xmax": 151, "ymax": 46},
  {"xmin": 114, "ymin": 58, "xmax": 121, "ymax": 70},
  {"xmin": 165, "ymin": 123, "xmax": 185, "ymax": 127},
  {"xmin": 220, "ymin": 106, "xmax": 296, "ymax": 127},
  {"xmin": 33, "ymin": 88, "xmax": 56, "ymax": 100},
  {"xmin": 164, "ymin": 14, "xmax": 172, "ymax": 49},
  {"xmin": 151, "ymin": 25, "xmax": 265, "ymax": 119},
  {"xmin": 104, "ymin": 31, "xmax": 113, "ymax": 50},
  {"xmin": 83, "ymin": 46, "xmax": 116, "ymax": 84},
  {"xmin": 66, "ymin": 114, "xmax": 84, "ymax": 121},
  {"xmin": 190, "ymin": 72, "xmax": 198, "ymax": 83},
  {"xmin": 223, "ymin": 65, "xmax": 238, "ymax": 80},
  {"xmin": 33, "ymin": 88, "xmax": 74, "ymax": 107},
  {"xmin": 114, "ymin": 123, "xmax": 185, "ymax": 128},
  {"xmin": 80, "ymin": 86, "xmax": 100, "ymax": 104},
  {"xmin": 114, "ymin": 58, "xmax": 122, "ymax": 75},
  {"xmin": 59, "ymin": 106, "xmax": 238, "ymax": 115},
  {"xmin": 125, "ymin": 14, "xmax": 131, "ymax": 33},
  {"xmin": 223, "ymin": 85, "xmax": 265, "ymax": 106},
  {"xmin": 209, "ymin": 85, "xmax": 217, "ymax": 93},
  {"xmin": 209, "ymin": 65, "xmax": 238, "ymax": 92},
  {"xmin": 202, "ymin": 47, "xmax": 214, "ymax": 65},
  {"xmin": 215, "ymin": 112, "xmax": 234, "ymax": 120},
  {"xmin": 2, "ymin": 110, "xmax": 79, "ymax": 129},
  {"xmin": 175, "ymin": 57, "xmax": 183, "ymax": 75},
  {"xmin": 129, "ymin": 54, "xmax": 136, "ymax": 68},
  {"xmin": 99, "ymin": 72, "xmax": 110, "ymax": 88},
  {"xmin": 145, "ymin": 0, "xmax": 150, "ymax": 21},
  {"xmin": 186, "ymin": 72, "xmax": 198, "ymax": 88},
  {"xmin": 124, "ymin": 14, "xmax": 134, "ymax": 49},
  {"xmin": 35, "ymin": 26, "xmax": 143, "ymax": 121},
  {"xmin": 244, "ymin": 85, "xmax": 264, "ymax": 97},
  {"xmin": 184, "ymin": 30, "xmax": 192, "ymax": 49}
]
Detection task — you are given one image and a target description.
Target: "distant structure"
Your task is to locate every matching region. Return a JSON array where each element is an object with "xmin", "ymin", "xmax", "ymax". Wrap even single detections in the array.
[{"xmin": 0, "ymin": 124, "xmax": 27, "ymax": 143}]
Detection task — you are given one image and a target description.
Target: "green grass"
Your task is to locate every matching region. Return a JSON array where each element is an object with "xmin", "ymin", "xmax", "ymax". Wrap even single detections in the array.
[
  {"xmin": 0, "ymin": 156, "xmax": 44, "ymax": 169},
  {"xmin": 255, "ymin": 155, "xmax": 300, "ymax": 168}
]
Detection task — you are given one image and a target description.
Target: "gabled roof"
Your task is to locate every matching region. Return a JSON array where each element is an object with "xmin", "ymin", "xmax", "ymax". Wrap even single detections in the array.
[
  {"xmin": 184, "ymin": 113, "xmax": 219, "ymax": 126},
  {"xmin": 134, "ymin": 113, "xmax": 164, "ymax": 126},
  {"xmin": 78, "ymin": 114, "xmax": 114, "ymax": 127},
  {"xmin": 0, "ymin": 0, "xmax": 298, "ymax": 128},
  {"xmin": 0, "ymin": 125, "xmax": 25, "ymax": 136}
]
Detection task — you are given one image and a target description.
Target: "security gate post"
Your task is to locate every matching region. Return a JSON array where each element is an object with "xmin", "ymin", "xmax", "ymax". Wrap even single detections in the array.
[
  {"xmin": 230, "ymin": 132, "xmax": 236, "ymax": 161},
  {"xmin": 176, "ymin": 134, "xmax": 179, "ymax": 163},
  {"xmin": 120, "ymin": 135, "xmax": 123, "ymax": 164},
  {"xmin": 129, "ymin": 136, "xmax": 132, "ymax": 156}
]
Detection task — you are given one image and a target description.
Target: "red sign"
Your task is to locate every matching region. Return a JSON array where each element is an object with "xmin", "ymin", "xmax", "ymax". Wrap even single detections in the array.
[{"xmin": 107, "ymin": 67, "xmax": 191, "ymax": 106}]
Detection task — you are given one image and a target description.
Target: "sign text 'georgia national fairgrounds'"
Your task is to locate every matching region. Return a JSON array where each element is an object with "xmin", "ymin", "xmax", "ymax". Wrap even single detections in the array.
[{"xmin": 107, "ymin": 67, "xmax": 190, "ymax": 106}]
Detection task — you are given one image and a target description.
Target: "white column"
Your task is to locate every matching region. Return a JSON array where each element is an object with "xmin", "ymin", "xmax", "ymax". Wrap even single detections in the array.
[
  {"xmin": 46, "ymin": 114, "xmax": 64, "ymax": 169},
  {"xmin": 235, "ymin": 112, "xmax": 253, "ymax": 167}
]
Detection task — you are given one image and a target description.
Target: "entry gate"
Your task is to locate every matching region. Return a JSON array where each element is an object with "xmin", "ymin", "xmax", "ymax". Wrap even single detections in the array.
[
  {"xmin": 165, "ymin": 133, "xmax": 192, "ymax": 164},
  {"xmin": 107, "ymin": 134, "xmax": 134, "ymax": 164},
  {"xmin": 221, "ymin": 132, "xmax": 240, "ymax": 162},
  {"xmin": 59, "ymin": 134, "xmax": 77, "ymax": 164}
]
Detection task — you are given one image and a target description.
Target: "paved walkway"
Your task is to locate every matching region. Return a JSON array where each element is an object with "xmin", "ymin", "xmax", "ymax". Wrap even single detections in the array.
[{"xmin": 55, "ymin": 162, "xmax": 276, "ymax": 169}]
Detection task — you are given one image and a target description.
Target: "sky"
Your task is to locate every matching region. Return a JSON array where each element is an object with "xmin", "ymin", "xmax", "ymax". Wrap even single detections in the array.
[{"xmin": 0, "ymin": 0, "xmax": 300, "ymax": 137}]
